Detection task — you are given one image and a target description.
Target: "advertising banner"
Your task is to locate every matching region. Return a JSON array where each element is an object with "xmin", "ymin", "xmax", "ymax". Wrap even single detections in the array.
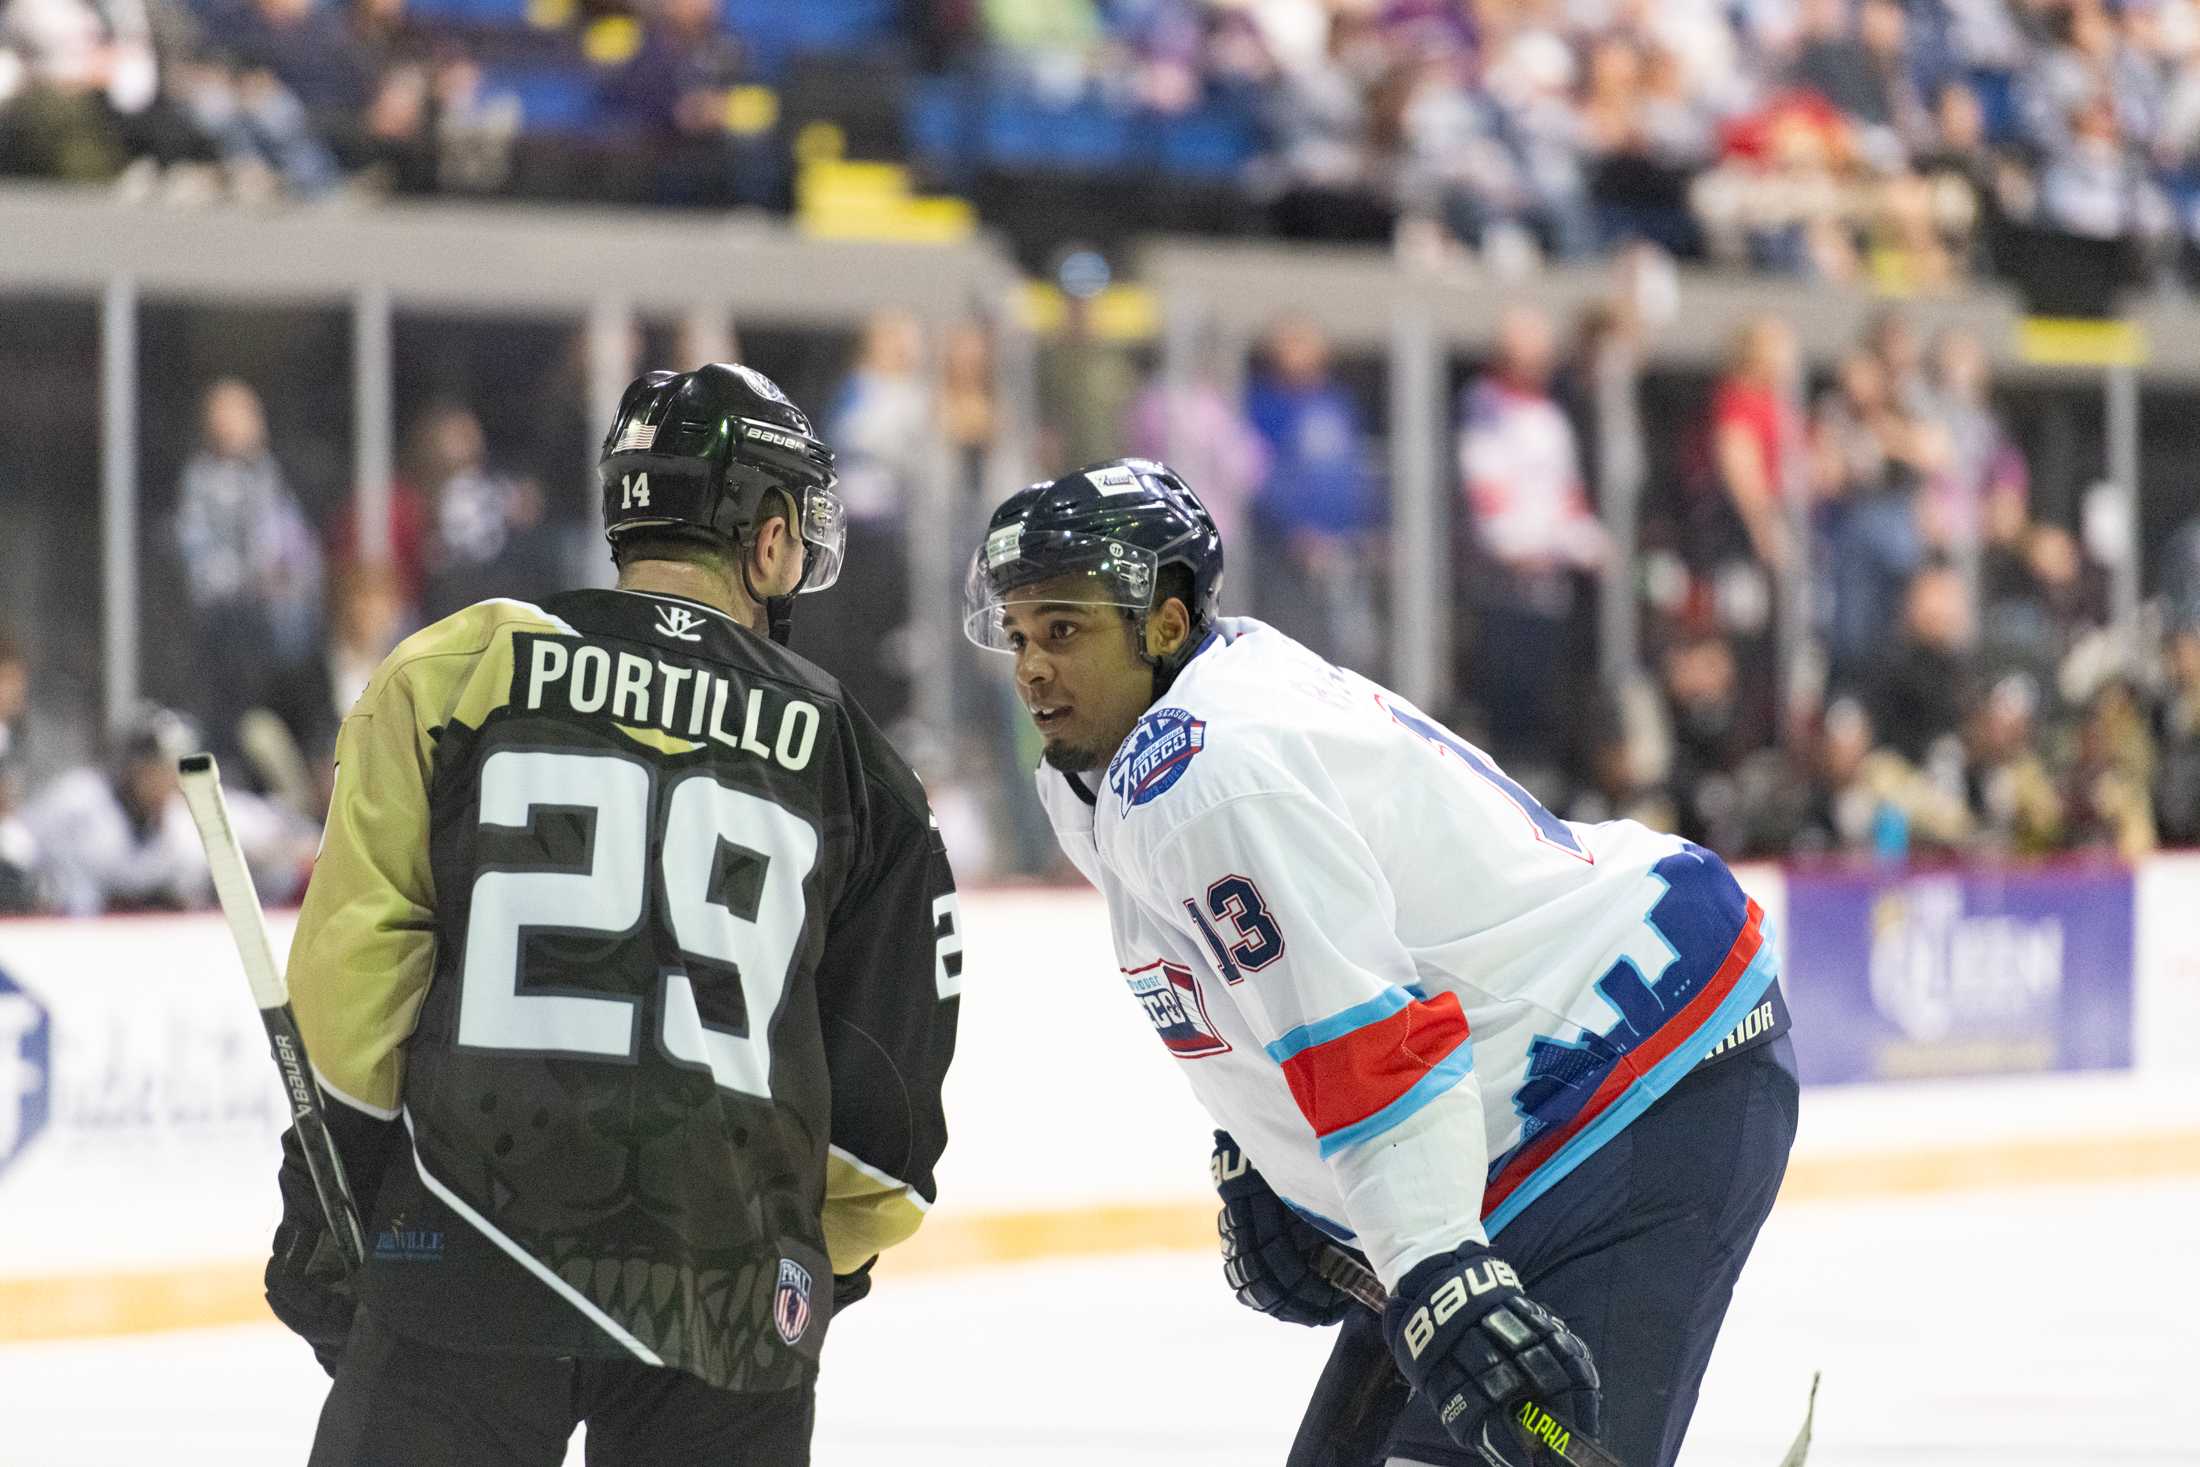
[
  {"xmin": 0, "ymin": 915, "xmax": 293, "ymax": 1284},
  {"xmin": 1783, "ymin": 865, "xmax": 2135, "ymax": 1084}
]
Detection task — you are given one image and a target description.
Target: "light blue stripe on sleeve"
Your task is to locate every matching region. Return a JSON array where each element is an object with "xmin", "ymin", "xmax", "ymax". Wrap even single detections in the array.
[
  {"xmin": 1315, "ymin": 1045, "xmax": 1477, "ymax": 1158},
  {"xmin": 1483, "ymin": 944, "xmax": 1778, "ymax": 1237},
  {"xmin": 1262, "ymin": 986, "xmax": 1412, "ymax": 1065}
]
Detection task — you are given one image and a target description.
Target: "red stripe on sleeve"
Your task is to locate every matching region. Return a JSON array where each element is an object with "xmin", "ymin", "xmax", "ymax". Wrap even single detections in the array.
[{"xmin": 1281, "ymin": 992, "xmax": 1471, "ymax": 1139}]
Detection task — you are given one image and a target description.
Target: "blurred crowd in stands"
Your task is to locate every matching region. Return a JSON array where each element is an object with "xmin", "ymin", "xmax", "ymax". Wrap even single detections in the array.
[
  {"xmin": 9, "ymin": 0, "xmax": 2200, "ymax": 288},
  {"xmin": 9, "ymin": 286, "xmax": 2200, "ymax": 917}
]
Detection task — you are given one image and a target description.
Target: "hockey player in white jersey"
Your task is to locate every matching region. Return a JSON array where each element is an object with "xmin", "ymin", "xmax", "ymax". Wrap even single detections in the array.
[{"xmin": 964, "ymin": 460, "xmax": 1798, "ymax": 1467}]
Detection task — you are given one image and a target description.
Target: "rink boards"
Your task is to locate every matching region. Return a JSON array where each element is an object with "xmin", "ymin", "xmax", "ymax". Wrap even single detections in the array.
[{"xmin": 3, "ymin": 858, "xmax": 2198, "ymax": 1341}]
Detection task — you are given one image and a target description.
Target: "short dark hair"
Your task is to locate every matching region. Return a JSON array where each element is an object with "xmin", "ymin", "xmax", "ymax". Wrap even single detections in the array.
[
  {"xmin": 1155, "ymin": 564, "xmax": 1196, "ymax": 628},
  {"xmin": 610, "ymin": 529, "xmax": 738, "ymax": 575},
  {"xmin": 609, "ymin": 489, "xmax": 796, "ymax": 574}
]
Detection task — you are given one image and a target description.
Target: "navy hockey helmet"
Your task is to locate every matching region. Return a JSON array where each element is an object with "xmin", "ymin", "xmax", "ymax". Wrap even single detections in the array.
[
  {"xmin": 598, "ymin": 363, "xmax": 846, "ymax": 636},
  {"xmin": 964, "ymin": 458, "xmax": 1224, "ymax": 671}
]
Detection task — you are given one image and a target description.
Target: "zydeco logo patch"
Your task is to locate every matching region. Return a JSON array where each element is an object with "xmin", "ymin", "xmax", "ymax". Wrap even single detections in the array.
[{"xmin": 0, "ymin": 966, "xmax": 51, "ymax": 1178}]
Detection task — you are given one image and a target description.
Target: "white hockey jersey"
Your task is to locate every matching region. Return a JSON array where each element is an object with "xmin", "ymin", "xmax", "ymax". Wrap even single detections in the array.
[{"xmin": 1038, "ymin": 619, "xmax": 1779, "ymax": 1288}]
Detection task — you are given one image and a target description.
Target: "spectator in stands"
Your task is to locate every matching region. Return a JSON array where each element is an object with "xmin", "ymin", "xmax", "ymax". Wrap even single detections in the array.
[
  {"xmin": 1578, "ymin": 36, "xmax": 1715, "ymax": 255},
  {"xmin": 1962, "ymin": 671, "xmax": 2063, "ymax": 854},
  {"xmin": 2018, "ymin": 0, "xmax": 2161, "ymax": 157},
  {"xmin": 1912, "ymin": 79, "xmax": 2007, "ymax": 272},
  {"xmin": 1473, "ymin": 22, "xmax": 1597, "ymax": 258},
  {"xmin": 184, "ymin": 0, "xmax": 369, "ymax": 194},
  {"xmin": 413, "ymin": 402, "xmax": 560, "ymax": 622},
  {"xmin": 1980, "ymin": 520, "xmax": 2103, "ymax": 686},
  {"xmin": 1037, "ymin": 252, "xmax": 1139, "ymax": 473},
  {"xmin": 22, "ymin": 705, "xmax": 316, "ymax": 916},
  {"xmin": 1125, "ymin": 329, "xmax": 1268, "ymax": 553},
  {"xmin": 814, "ymin": 307, "xmax": 928, "ymax": 726},
  {"xmin": 324, "ymin": 559, "xmax": 406, "ymax": 734},
  {"xmin": 1864, "ymin": 307, "xmax": 1931, "ymax": 416},
  {"xmin": 1791, "ymin": 694, "xmax": 1972, "ymax": 855},
  {"xmin": 1245, "ymin": 314, "xmax": 1381, "ymax": 668},
  {"xmin": 1920, "ymin": 326, "xmax": 2027, "ymax": 590},
  {"xmin": 940, "ymin": 319, "xmax": 998, "ymax": 504},
  {"xmin": 173, "ymin": 377, "xmax": 324, "ymax": 763},
  {"xmin": 1701, "ymin": 314, "xmax": 1800, "ymax": 580},
  {"xmin": 1259, "ymin": 5, "xmax": 1395, "ymax": 241},
  {"xmin": 1813, "ymin": 348, "xmax": 1937, "ymax": 683},
  {"xmin": 2061, "ymin": 677, "xmax": 2157, "ymax": 855},
  {"xmin": 2035, "ymin": 94, "xmax": 2174, "ymax": 244},
  {"xmin": 2153, "ymin": 624, "xmax": 2200, "ymax": 845},
  {"xmin": 0, "ymin": 0, "xmax": 158, "ymax": 179},
  {"xmin": 19, "ymin": 705, "xmax": 206, "ymax": 916},
  {"xmin": 0, "ymin": 629, "xmax": 31, "ymax": 913},
  {"xmin": 0, "ymin": 625, "xmax": 25, "ymax": 790},
  {"xmin": 1457, "ymin": 303, "xmax": 1607, "ymax": 766},
  {"xmin": 1789, "ymin": 0, "xmax": 1928, "ymax": 162},
  {"xmin": 1659, "ymin": 632, "xmax": 1756, "ymax": 852},
  {"xmin": 1866, "ymin": 561, "xmax": 1980, "ymax": 767},
  {"xmin": 600, "ymin": 0, "xmax": 771, "ymax": 207}
]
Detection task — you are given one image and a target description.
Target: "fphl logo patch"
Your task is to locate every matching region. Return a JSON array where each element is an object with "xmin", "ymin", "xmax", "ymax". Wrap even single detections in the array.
[
  {"xmin": 773, "ymin": 1258, "xmax": 814, "ymax": 1345},
  {"xmin": 1107, "ymin": 708, "xmax": 1206, "ymax": 808}
]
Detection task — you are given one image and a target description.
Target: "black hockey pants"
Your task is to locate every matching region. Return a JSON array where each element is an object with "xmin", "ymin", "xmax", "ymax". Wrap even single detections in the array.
[{"xmin": 307, "ymin": 1308, "xmax": 815, "ymax": 1467}]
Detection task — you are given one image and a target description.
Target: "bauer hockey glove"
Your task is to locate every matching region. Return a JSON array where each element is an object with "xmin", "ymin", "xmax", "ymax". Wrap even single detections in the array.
[
  {"xmin": 265, "ymin": 1123, "xmax": 358, "ymax": 1377},
  {"xmin": 1212, "ymin": 1132, "xmax": 1353, "ymax": 1327},
  {"xmin": 1382, "ymin": 1242, "xmax": 1601, "ymax": 1455}
]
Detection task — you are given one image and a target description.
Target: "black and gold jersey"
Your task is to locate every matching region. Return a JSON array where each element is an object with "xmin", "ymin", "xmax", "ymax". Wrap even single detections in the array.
[{"xmin": 286, "ymin": 588, "xmax": 960, "ymax": 1391}]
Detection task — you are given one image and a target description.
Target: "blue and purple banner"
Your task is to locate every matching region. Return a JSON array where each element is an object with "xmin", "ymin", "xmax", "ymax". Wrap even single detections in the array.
[{"xmin": 1782, "ymin": 865, "xmax": 2135, "ymax": 1085}]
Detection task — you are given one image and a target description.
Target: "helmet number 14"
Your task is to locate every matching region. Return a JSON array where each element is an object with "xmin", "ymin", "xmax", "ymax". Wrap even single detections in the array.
[{"xmin": 620, "ymin": 472, "xmax": 651, "ymax": 508}]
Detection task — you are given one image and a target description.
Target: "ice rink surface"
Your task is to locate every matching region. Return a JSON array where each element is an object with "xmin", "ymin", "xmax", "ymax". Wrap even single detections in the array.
[{"xmin": 3, "ymin": 1172, "xmax": 2194, "ymax": 1466}]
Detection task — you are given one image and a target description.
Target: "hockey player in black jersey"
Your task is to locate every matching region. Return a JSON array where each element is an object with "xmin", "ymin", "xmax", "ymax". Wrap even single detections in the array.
[{"xmin": 266, "ymin": 362, "xmax": 962, "ymax": 1466}]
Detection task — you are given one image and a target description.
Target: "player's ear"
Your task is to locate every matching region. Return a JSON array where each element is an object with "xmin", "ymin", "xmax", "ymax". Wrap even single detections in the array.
[
  {"xmin": 1146, "ymin": 597, "xmax": 1192, "ymax": 659},
  {"xmin": 749, "ymin": 496, "xmax": 799, "ymax": 594}
]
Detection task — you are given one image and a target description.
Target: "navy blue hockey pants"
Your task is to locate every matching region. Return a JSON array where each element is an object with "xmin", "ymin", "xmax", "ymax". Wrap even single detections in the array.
[{"xmin": 1333, "ymin": 1030, "xmax": 1800, "ymax": 1467}]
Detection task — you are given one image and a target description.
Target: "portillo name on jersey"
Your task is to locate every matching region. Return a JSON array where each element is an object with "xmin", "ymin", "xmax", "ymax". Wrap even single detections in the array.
[{"xmin": 517, "ymin": 633, "xmax": 822, "ymax": 771}]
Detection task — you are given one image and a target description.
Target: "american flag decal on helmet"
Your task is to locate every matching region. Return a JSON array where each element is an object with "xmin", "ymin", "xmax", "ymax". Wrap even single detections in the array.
[
  {"xmin": 611, "ymin": 419, "xmax": 658, "ymax": 453},
  {"xmin": 773, "ymin": 1258, "xmax": 814, "ymax": 1345}
]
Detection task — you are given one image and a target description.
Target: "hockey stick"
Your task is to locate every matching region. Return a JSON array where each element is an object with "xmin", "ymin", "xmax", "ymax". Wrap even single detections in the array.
[
  {"xmin": 1314, "ymin": 1243, "xmax": 1627, "ymax": 1467},
  {"xmin": 179, "ymin": 754, "xmax": 368, "ymax": 1272}
]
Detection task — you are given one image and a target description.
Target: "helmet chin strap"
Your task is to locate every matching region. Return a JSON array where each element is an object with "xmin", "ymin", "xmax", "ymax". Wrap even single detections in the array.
[
  {"xmin": 738, "ymin": 549, "xmax": 798, "ymax": 646},
  {"xmin": 1129, "ymin": 609, "xmax": 1203, "ymax": 703}
]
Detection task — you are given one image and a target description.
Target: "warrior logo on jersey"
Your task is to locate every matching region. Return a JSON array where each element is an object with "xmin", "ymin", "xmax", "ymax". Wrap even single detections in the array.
[
  {"xmin": 1107, "ymin": 708, "xmax": 1206, "ymax": 808},
  {"xmin": 773, "ymin": 1258, "xmax": 814, "ymax": 1345},
  {"xmin": 1123, "ymin": 959, "xmax": 1231, "ymax": 1059}
]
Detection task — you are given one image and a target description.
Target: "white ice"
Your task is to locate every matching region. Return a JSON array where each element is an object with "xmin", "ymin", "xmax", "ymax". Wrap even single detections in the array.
[{"xmin": 2, "ymin": 1172, "xmax": 2193, "ymax": 1466}]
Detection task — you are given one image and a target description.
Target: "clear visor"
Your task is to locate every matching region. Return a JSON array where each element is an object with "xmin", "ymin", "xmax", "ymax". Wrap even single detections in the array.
[
  {"xmin": 961, "ymin": 530, "xmax": 1159, "ymax": 651},
  {"xmin": 795, "ymin": 483, "xmax": 847, "ymax": 593}
]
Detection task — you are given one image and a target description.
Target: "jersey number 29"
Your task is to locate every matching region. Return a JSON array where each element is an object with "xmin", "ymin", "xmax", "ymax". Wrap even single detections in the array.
[{"xmin": 456, "ymin": 748, "xmax": 812, "ymax": 1101}]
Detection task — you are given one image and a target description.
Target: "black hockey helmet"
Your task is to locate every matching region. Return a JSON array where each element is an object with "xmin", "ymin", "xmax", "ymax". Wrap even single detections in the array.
[
  {"xmin": 964, "ymin": 458, "xmax": 1224, "ymax": 674},
  {"xmin": 598, "ymin": 363, "xmax": 845, "ymax": 639}
]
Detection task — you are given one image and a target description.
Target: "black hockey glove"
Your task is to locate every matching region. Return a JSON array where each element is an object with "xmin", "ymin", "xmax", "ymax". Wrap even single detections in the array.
[
  {"xmin": 1383, "ymin": 1243, "xmax": 1600, "ymax": 1457},
  {"xmin": 833, "ymin": 1258, "xmax": 876, "ymax": 1313},
  {"xmin": 265, "ymin": 1123, "xmax": 357, "ymax": 1378},
  {"xmin": 1212, "ymin": 1132, "xmax": 1353, "ymax": 1327}
]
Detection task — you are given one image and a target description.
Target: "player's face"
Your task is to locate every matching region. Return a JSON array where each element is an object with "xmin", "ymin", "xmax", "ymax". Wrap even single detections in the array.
[{"xmin": 998, "ymin": 586, "xmax": 1154, "ymax": 774}]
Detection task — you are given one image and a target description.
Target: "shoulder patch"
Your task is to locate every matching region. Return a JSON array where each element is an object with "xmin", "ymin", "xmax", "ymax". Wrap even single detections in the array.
[{"xmin": 1107, "ymin": 707, "xmax": 1207, "ymax": 808}]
